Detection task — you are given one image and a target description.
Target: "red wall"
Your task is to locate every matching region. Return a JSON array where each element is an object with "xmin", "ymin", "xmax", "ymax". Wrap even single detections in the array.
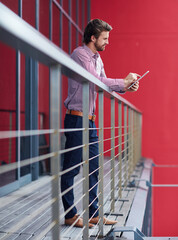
[{"xmin": 91, "ymin": 0, "xmax": 178, "ymax": 236}]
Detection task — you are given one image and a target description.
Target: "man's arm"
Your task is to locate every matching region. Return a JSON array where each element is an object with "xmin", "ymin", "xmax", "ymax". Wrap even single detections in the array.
[{"xmin": 71, "ymin": 50, "xmax": 139, "ymax": 93}]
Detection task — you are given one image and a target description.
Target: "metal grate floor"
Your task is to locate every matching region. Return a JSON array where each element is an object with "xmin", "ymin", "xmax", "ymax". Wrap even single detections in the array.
[{"xmin": 0, "ymin": 159, "xmax": 143, "ymax": 240}]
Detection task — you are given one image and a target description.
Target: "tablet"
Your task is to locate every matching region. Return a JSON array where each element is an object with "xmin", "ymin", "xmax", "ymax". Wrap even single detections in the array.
[{"xmin": 128, "ymin": 70, "xmax": 149, "ymax": 89}]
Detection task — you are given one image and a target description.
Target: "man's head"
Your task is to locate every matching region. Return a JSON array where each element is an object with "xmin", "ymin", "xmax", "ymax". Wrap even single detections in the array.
[{"xmin": 83, "ymin": 19, "xmax": 112, "ymax": 52}]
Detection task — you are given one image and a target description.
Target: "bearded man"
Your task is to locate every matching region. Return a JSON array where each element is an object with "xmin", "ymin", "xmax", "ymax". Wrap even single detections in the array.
[{"xmin": 61, "ymin": 19, "xmax": 140, "ymax": 228}]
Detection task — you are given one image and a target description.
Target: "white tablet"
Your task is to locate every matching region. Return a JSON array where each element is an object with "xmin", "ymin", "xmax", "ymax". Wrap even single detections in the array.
[{"xmin": 128, "ymin": 70, "xmax": 149, "ymax": 89}]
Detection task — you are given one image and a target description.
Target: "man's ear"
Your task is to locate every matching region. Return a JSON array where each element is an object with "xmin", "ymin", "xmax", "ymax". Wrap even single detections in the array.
[{"xmin": 91, "ymin": 35, "xmax": 96, "ymax": 43}]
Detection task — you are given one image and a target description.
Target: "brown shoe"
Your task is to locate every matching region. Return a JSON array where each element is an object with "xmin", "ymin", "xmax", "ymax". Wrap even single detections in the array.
[
  {"xmin": 65, "ymin": 214, "xmax": 94, "ymax": 228},
  {"xmin": 89, "ymin": 216, "xmax": 118, "ymax": 225}
]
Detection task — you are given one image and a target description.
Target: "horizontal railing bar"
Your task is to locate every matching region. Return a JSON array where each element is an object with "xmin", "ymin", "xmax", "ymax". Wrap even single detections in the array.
[
  {"xmin": 89, "ymin": 208, "xmax": 102, "ymax": 235},
  {"xmin": 103, "ymin": 169, "xmax": 112, "ymax": 181},
  {"xmin": 88, "ymin": 166, "xmax": 101, "ymax": 178},
  {"xmin": 60, "ymin": 194, "xmax": 85, "ymax": 219},
  {"xmin": 115, "ymin": 163, "xmax": 122, "ymax": 171},
  {"xmin": 102, "ymin": 148, "xmax": 111, "ymax": 155},
  {"xmin": 153, "ymin": 164, "xmax": 178, "ymax": 168},
  {"xmin": 150, "ymin": 184, "xmax": 178, "ymax": 187},
  {"xmin": 0, "ymin": 144, "xmax": 126, "ymax": 176},
  {"xmin": 102, "ymin": 144, "xmax": 128, "ymax": 158},
  {"xmin": 103, "ymin": 134, "xmax": 128, "ymax": 144},
  {"xmin": 114, "ymin": 152, "xmax": 121, "ymax": 159},
  {"xmin": 59, "ymin": 144, "xmax": 85, "ymax": 154},
  {"xmin": 103, "ymin": 158, "xmax": 112, "ymax": 167},
  {"xmin": 88, "ymin": 193, "xmax": 100, "ymax": 208},
  {"xmin": 89, "ymin": 223, "xmax": 100, "ymax": 237},
  {"xmin": 88, "ymin": 153, "xmax": 101, "ymax": 162},
  {"xmin": 0, "ymin": 127, "xmax": 131, "ymax": 140},
  {"xmin": 60, "ymin": 177, "xmax": 85, "ymax": 198},
  {"xmin": 60, "ymin": 128, "xmax": 85, "ymax": 133},
  {"xmin": 59, "ymin": 161, "xmax": 84, "ymax": 176},
  {"xmin": 0, "ymin": 129, "xmax": 55, "ymax": 139},
  {"xmin": 89, "ymin": 127, "xmax": 100, "ymax": 130},
  {"xmin": 88, "ymin": 205, "xmax": 101, "ymax": 223},
  {"xmin": 103, "ymin": 137, "xmax": 116, "ymax": 143},
  {"xmin": 61, "ymin": 127, "xmax": 105, "ymax": 132},
  {"xmin": 106, "ymin": 125, "xmax": 128, "ymax": 129},
  {"xmin": 0, "ymin": 3, "xmax": 141, "ymax": 112},
  {"xmin": 61, "ymin": 210, "xmax": 86, "ymax": 236},
  {"xmin": 122, "ymin": 165, "xmax": 127, "ymax": 171},
  {"xmin": 95, "ymin": 230, "xmax": 101, "ymax": 240},
  {"xmin": 88, "ymin": 140, "xmax": 101, "ymax": 146},
  {"xmin": 0, "ymin": 149, "xmax": 85, "ymax": 177},
  {"xmin": 0, "ymin": 152, "xmax": 55, "ymax": 174},
  {"xmin": 0, "ymin": 109, "xmax": 44, "ymax": 115}
]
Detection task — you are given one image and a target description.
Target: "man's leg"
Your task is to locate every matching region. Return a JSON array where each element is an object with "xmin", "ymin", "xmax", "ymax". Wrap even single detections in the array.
[
  {"xmin": 61, "ymin": 114, "xmax": 82, "ymax": 219},
  {"xmin": 88, "ymin": 120, "xmax": 118, "ymax": 225}
]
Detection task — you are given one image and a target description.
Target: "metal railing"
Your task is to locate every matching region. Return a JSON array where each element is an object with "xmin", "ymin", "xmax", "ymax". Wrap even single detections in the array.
[{"xmin": 0, "ymin": 3, "xmax": 142, "ymax": 240}]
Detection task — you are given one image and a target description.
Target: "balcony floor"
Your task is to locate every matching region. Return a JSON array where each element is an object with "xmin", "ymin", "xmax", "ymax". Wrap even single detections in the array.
[{"xmin": 0, "ymin": 158, "xmax": 143, "ymax": 240}]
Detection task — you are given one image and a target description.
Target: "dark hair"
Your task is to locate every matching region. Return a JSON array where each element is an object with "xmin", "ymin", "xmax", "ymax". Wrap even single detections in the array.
[{"xmin": 83, "ymin": 19, "xmax": 112, "ymax": 44}]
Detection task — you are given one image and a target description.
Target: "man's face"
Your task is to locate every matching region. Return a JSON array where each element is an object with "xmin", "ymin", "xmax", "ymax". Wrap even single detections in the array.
[{"xmin": 94, "ymin": 31, "xmax": 109, "ymax": 51}]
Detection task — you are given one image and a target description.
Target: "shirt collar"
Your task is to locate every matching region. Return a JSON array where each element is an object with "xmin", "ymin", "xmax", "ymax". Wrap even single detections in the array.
[{"xmin": 83, "ymin": 44, "xmax": 99, "ymax": 60}]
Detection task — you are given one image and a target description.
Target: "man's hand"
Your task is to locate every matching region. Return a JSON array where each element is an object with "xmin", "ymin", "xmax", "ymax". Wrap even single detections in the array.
[{"xmin": 124, "ymin": 73, "xmax": 141, "ymax": 92}]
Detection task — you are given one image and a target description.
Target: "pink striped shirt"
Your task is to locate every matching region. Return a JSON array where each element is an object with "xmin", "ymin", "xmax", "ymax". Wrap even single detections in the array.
[{"xmin": 64, "ymin": 45, "xmax": 125, "ymax": 115}]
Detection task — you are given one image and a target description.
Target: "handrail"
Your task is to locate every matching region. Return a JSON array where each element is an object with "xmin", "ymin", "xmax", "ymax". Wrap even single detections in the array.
[{"xmin": 0, "ymin": 3, "xmax": 141, "ymax": 113}]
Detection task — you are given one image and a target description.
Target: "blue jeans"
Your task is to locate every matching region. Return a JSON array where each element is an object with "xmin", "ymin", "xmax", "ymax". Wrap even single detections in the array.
[{"xmin": 61, "ymin": 114, "xmax": 99, "ymax": 219}]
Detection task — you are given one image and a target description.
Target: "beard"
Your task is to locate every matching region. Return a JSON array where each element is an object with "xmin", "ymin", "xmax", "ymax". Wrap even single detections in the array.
[{"xmin": 94, "ymin": 41, "xmax": 106, "ymax": 51}]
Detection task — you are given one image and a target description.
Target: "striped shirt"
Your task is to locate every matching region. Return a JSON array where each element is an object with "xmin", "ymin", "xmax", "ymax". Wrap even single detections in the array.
[{"xmin": 64, "ymin": 44, "xmax": 125, "ymax": 115}]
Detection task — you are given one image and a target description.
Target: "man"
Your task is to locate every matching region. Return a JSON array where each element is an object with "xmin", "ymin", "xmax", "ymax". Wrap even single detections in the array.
[{"xmin": 61, "ymin": 19, "xmax": 140, "ymax": 228}]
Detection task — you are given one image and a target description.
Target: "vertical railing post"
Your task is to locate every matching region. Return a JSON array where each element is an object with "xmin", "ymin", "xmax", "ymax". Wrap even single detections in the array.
[
  {"xmin": 136, "ymin": 113, "xmax": 139, "ymax": 164},
  {"xmin": 137, "ymin": 112, "xmax": 140, "ymax": 164},
  {"xmin": 76, "ymin": 0, "xmax": 79, "ymax": 47},
  {"xmin": 136, "ymin": 112, "xmax": 141, "ymax": 163},
  {"xmin": 133, "ymin": 110, "xmax": 137, "ymax": 167},
  {"xmin": 124, "ymin": 104, "xmax": 128, "ymax": 187},
  {"xmin": 98, "ymin": 90, "xmax": 104, "ymax": 237},
  {"xmin": 68, "ymin": 0, "xmax": 71, "ymax": 54},
  {"xmin": 128, "ymin": 107, "xmax": 131, "ymax": 180},
  {"xmin": 16, "ymin": 0, "xmax": 22, "ymax": 183},
  {"xmin": 60, "ymin": 0, "xmax": 63, "ymax": 48},
  {"xmin": 139, "ymin": 113, "xmax": 142, "ymax": 160},
  {"xmin": 118, "ymin": 101, "xmax": 122, "ymax": 198},
  {"xmin": 87, "ymin": 0, "xmax": 91, "ymax": 22},
  {"xmin": 82, "ymin": 0, "xmax": 85, "ymax": 31},
  {"xmin": 82, "ymin": 81, "xmax": 89, "ymax": 240},
  {"xmin": 50, "ymin": 64, "xmax": 61, "ymax": 240},
  {"xmin": 49, "ymin": 0, "xmax": 52, "ymax": 41},
  {"xmin": 134, "ymin": 110, "xmax": 136, "ymax": 169},
  {"xmin": 8, "ymin": 112, "xmax": 12, "ymax": 164},
  {"xmin": 131, "ymin": 109, "xmax": 134, "ymax": 173},
  {"xmin": 111, "ymin": 97, "xmax": 115, "ymax": 212}
]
